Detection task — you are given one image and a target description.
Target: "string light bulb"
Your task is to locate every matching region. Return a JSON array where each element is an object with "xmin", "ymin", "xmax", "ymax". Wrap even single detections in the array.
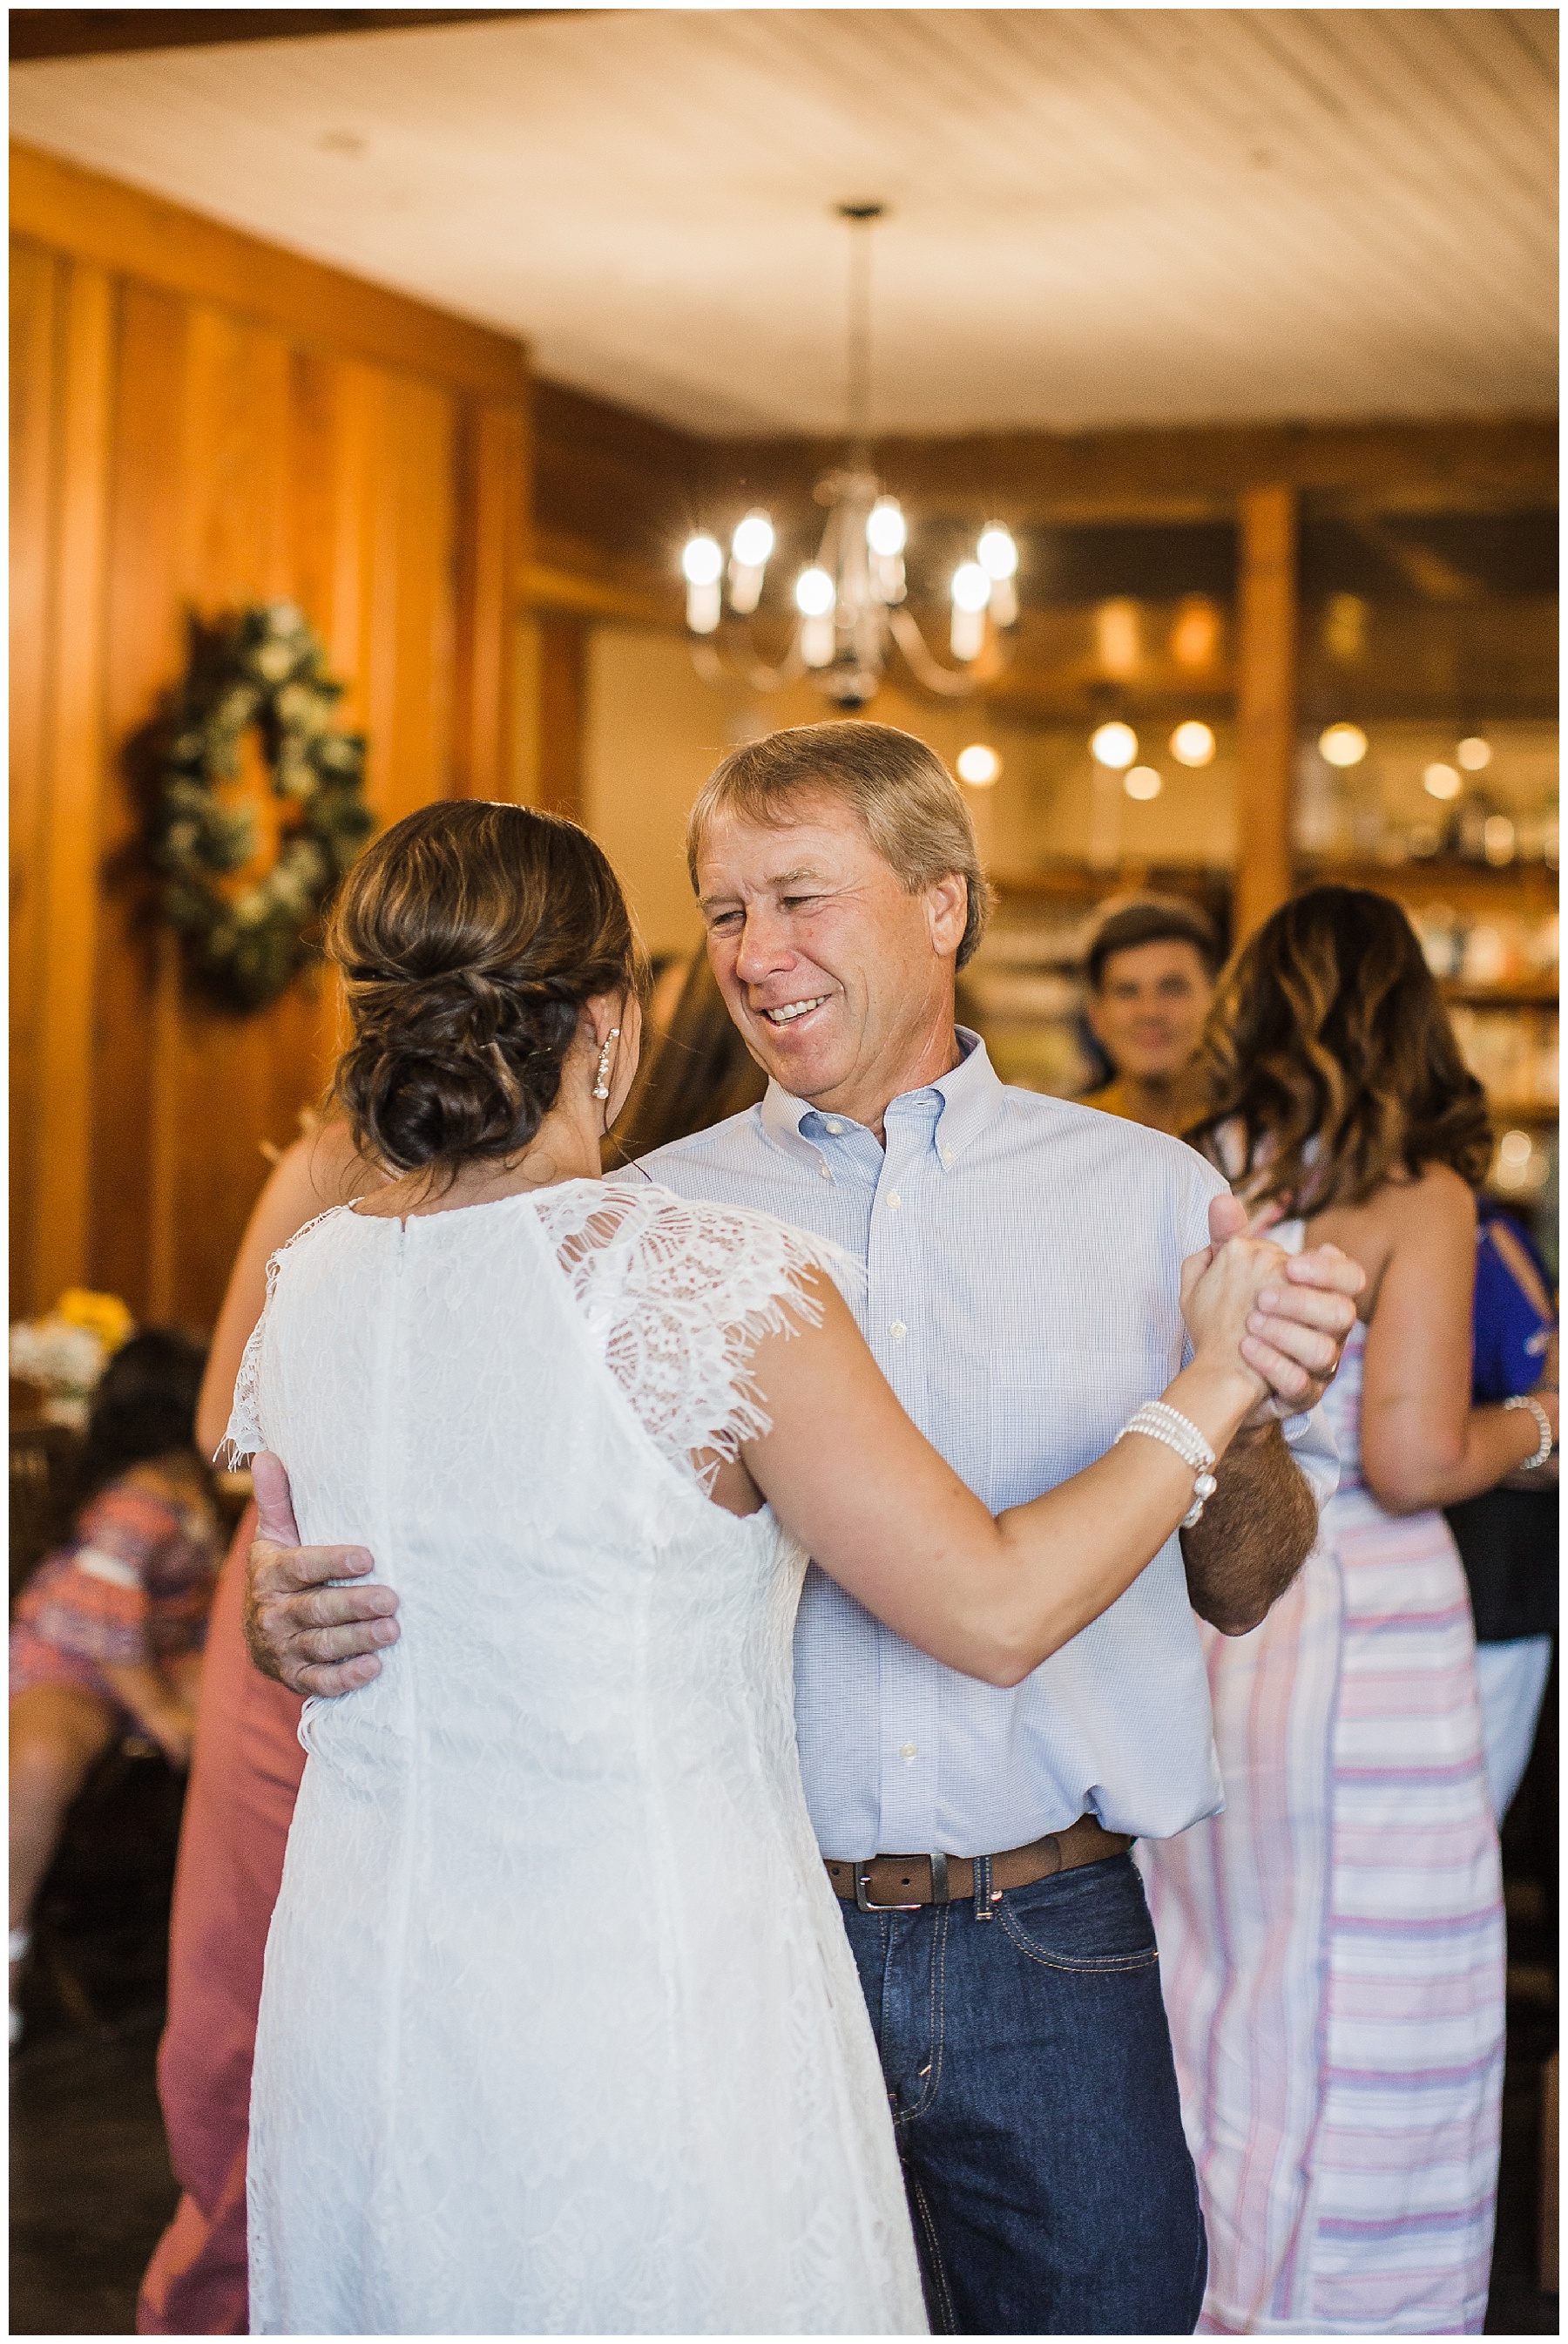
[
  {"xmin": 1124, "ymin": 766, "xmax": 1163, "ymax": 801},
  {"xmin": 1319, "ymin": 722, "xmax": 1368, "ymax": 768},
  {"xmin": 1170, "ymin": 721, "xmax": 1216, "ymax": 768},
  {"xmin": 1456, "ymin": 736, "xmax": 1492, "ymax": 771},
  {"xmin": 1423, "ymin": 762, "xmax": 1462, "ymax": 802},
  {"xmin": 956, "ymin": 744, "xmax": 1001, "ymax": 787},
  {"xmin": 1090, "ymin": 721, "xmax": 1138, "ymax": 769}
]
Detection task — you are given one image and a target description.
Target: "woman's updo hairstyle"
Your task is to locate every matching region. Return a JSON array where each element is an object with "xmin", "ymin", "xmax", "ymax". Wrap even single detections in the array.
[{"xmin": 327, "ymin": 800, "xmax": 644, "ymax": 1175}]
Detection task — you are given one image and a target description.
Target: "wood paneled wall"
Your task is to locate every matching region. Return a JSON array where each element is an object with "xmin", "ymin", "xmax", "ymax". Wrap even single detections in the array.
[{"xmin": 10, "ymin": 146, "xmax": 530, "ymax": 1328}]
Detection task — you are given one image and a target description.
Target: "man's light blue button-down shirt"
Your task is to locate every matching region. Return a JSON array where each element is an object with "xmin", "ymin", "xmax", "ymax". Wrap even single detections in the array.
[{"xmin": 641, "ymin": 1032, "xmax": 1338, "ymax": 1858}]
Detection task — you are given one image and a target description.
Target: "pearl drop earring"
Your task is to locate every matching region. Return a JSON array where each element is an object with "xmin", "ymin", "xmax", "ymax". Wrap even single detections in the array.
[{"xmin": 592, "ymin": 1028, "xmax": 620, "ymax": 1101}]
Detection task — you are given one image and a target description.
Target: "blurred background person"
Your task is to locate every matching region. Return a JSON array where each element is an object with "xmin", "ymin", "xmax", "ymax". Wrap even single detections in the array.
[
  {"xmin": 11, "ymin": 1333, "xmax": 219, "ymax": 2049},
  {"xmin": 1078, "ymin": 898, "xmax": 1222, "ymax": 1136},
  {"xmin": 1142, "ymin": 885, "xmax": 1557, "ymax": 2337},
  {"xmin": 1446, "ymin": 1203, "xmax": 1558, "ymax": 1824},
  {"xmin": 137, "ymin": 1125, "xmax": 369, "ymax": 2335}
]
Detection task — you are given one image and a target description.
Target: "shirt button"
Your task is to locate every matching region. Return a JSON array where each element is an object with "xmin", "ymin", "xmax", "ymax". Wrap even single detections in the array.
[
  {"xmin": 940, "ymin": 1145, "xmax": 955, "ymax": 1165},
  {"xmin": 900, "ymin": 1742, "xmax": 918, "ymax": 1761},
  {"xmin": 820, "ymin": 1164, "xmax": 832, "ymax": 1182},
  {"xmin": 889, "ymin": 1319, "xmax": 907, "ymax": 1340},
  {"xmin": 825, "ymin": 1119, "xmax": 843, "ymax": 1135},
  {"xmin": 885, "ymin": 1190, "xmax": 902, "ymax": 1210}
]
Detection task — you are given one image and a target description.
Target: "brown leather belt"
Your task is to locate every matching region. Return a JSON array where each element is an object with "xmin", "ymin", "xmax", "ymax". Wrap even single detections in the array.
[{"xmin": 825, "ymin": 1818, "xmax": 1132, "ymax": 1913}]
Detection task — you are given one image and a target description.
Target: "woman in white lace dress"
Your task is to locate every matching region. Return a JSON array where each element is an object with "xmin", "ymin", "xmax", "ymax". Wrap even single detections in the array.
[{"xmin": 234, "ymin": 802, "xmax": 1288, "ymax": 2337}]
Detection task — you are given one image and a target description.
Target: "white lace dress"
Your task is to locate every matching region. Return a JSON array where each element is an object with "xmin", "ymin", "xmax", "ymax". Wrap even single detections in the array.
[{"xmin": 229, "ymin": 1177, "xmax": 927, "ymax": 2337}]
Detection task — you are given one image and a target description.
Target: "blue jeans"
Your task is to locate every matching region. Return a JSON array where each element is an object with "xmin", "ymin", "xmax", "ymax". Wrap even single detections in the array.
[{"xmin": 838, "ymin": 1853, "xmax": 1205, "ymax": 2335}]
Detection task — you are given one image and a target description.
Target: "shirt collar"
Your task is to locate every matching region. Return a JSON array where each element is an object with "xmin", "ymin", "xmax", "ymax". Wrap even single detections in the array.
[{"xmin": 759, "ymin": 1028, "xmax": 1004, "ymax": 1169}]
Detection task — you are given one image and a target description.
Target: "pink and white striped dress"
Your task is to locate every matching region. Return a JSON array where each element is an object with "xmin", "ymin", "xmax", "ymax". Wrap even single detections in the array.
[{"xmin": 1141, "ymin": 1314, "xmax": 1505, "ymax": 2335}]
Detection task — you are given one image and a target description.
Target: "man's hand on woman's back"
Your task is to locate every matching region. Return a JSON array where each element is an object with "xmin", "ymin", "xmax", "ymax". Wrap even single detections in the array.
[{"xmin": 245, "ymin": 1453, "xmax": 400, "ymax": 1696}]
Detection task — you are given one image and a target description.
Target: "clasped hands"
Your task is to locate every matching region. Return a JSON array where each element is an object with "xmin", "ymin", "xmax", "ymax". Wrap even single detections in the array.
[
  {"xmin": 1196, "ymin": 1193, "xmax": 1363, "ymax": 1430},
  {"xmin": 243, "ymin": 1194, "xmax": 1365, "ymax": 1699}
]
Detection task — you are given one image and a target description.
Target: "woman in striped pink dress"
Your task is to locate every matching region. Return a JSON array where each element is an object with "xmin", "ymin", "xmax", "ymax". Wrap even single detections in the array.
[{"xmin": 1142, "ymin": 887, "xmax": 1558, "ymax": 2335}]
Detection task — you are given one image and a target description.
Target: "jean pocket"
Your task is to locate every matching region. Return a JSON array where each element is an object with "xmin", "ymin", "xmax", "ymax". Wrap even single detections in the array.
[{"xmin": 996, "ymin": 1858, "xmax": 1160, "ymax": 1974}]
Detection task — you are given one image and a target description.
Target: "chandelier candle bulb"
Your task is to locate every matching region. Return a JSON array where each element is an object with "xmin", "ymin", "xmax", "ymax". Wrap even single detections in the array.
[
  {"xmin": 727, "ymin": 511, "xmax": 774, "ymax": 616},
  {"xmin": 1090, "ymin": 721, "xmax": 1138, "ymax": 770},
  {"xmin": 951, "ymin": 562, "xmax": 992, "ymax": 613},
  {"xmin": 682, "ymin": 534, "xmax": 723, "ymax": 586},
  {"xmin": 866, "ymin": 497, "xmax": 907, "ymax": 558},
  {"xmin": 682, "ymin": 534, "xmax": 724, "ymax": 633},
  {"xmin": 1423, "ymin": 762, "xmax": 1462, "ymax": 802},
  {"xmin": 1457, "ymin": 736, "xmax": 1493, "ymax": 771},
  {"xmin": 800, "ymin": 613, "xmax": 835, "ymax": 668},
  {"xmin": 950, "ymin": 606, "xmax": 985, "ymax": 662},
  {"xmin": 731, "ymin": 511, "xmax": 774, "ymax": 569},
  {"xmin": 795, "ymin": 566, "xmax": 836, "ymax": 619},
  {"xmin": 1124, "ymin": 766, "xmax": 1163, "ymax": 801},
  {"xmin": 686, "ymin": 579, "xmax": 721, "ymax": 633},
  {"xmin": 977, "ymin": 525, "xmax": 1018, "ymax": 581}
]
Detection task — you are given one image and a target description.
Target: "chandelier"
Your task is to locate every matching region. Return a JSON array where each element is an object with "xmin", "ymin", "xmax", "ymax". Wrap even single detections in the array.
[{"xmin": 681, "ymin": 204, "xmax": 1019, "ymax": 710}]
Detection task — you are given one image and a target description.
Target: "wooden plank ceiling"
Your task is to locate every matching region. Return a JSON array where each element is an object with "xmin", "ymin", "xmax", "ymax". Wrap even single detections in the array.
[{"xmin": 10, "ymin": 9, "xmax": 1558, "ymax": 437}]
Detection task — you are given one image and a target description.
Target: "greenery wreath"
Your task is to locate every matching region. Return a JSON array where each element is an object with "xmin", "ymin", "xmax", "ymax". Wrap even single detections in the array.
[{"xmin": 150, "ymin": 601, "xmax": 375, "ymax": 1010}]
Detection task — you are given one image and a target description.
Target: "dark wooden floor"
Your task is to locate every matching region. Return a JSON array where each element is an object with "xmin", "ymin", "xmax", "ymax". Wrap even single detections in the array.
[{"xmin": 10, "ymin": 1704, "xmax": 1560, "ymax": 2335}]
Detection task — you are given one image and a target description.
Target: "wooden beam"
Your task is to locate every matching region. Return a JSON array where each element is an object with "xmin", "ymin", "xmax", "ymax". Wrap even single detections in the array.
[
  {"xmin": 1234, "ymin": 486, "xmax": 1298, "ymax": 943},
  {"xmin": 536, "ymin": 617, "xmax": 586, "ymax": 820},
  {"xmin": 11, "ymin": 143, "xmax": 528, "ymax": 404},
  {"xmin": 30, "ymin": 258, "xmax": 115, "ymax": 1310},
  {"xmin": 10, "ymin": 11, "xmax": 537, "ymax": 63},
  {"xmin": 452, "ymin": 400, "xmax": 531, "ymax": 799},
  {"xmin": 532, "ymin": 377, "xmax": 703, "ymax": 577},
  {"xmin": 704, "ymin": 414, "xmax": 1558, "ymax": 526},
  {"xmin": 526, "ymin": 525, "xmax": 680, "ymax": 628}
]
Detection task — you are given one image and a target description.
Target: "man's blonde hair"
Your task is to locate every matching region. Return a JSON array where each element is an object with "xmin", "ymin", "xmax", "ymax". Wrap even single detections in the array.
[{"xmin": 685, "ymin": 721, "xmax": 992, "ymax": 970}]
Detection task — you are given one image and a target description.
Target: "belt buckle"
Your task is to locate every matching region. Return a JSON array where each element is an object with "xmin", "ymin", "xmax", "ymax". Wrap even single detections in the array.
[{"xmin": 854, "ymin": 1860, "xmax": 924, "ymax": 1914}]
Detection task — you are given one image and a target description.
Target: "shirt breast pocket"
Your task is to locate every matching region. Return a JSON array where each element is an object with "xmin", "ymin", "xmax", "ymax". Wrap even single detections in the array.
[{"xmin": 986, "ymin": 1346, "xmax": 1153, "ymax": 1512}]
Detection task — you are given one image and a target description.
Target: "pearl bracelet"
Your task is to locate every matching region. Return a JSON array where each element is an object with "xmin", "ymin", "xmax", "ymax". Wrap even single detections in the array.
[
  {"xmin": 1504, "ymin": 1392, "xmax": 1555, "ymax": 1471},
  {"xmin": 1115, "ymin": 1401, "xmax": 1220, "ymax": 1528}
]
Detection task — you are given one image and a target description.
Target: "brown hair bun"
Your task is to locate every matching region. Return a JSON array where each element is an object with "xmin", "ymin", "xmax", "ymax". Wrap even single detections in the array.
[{"xmin": 327, "ymin": 801, "xmax": 643, "ymax": 1174}]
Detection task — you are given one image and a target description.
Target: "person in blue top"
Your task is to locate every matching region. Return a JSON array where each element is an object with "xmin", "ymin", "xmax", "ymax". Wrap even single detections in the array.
[{"xmin": 1446, "ymin": 1200, "xmax": 1558, "ymax": 1819}]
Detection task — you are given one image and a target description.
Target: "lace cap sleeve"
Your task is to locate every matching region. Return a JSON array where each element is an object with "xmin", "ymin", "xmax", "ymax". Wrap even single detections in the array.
[
  {"xmin": 534, "ymin": 1181, "xmax": 862, "ymax": 1490},
  {"xmin": 220, "ymin": 1207, "xmax": 346, "ymax": 1467}
]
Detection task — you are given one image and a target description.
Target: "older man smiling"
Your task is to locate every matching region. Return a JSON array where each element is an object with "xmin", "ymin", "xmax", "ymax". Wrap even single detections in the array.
[{"xmin": 246, "ymin": 721, "xmax": 1362, "ymax": 2335}]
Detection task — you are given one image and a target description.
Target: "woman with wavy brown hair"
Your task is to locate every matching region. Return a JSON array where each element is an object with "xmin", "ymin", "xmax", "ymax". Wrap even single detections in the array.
[{"xmin": 1142, "ymin": 885, "xmax": 1558, "ymax": 2338}]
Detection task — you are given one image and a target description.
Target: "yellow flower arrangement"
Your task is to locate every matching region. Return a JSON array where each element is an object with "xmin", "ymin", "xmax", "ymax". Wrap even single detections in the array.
[
  {"xmin": 10, "ymin": 1290, "xmax": 137, "ymax": 1424},
  {"xmin": 55, "ymin": 1289, "xmax": 137, "ymax": 1355}
]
